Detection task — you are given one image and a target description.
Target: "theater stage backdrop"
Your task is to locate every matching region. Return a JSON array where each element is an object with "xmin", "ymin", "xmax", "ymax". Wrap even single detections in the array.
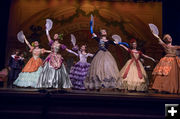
[{"xmin": 6, "ymin": 0, "xmax": 162, "ymax": 70}]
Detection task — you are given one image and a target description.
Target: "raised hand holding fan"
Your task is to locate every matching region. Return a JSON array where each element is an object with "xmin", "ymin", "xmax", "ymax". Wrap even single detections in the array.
[
  {"xmin": 112, "ymin": 34, "xmax": 129, "ymax": 47},
  {"xmin": 71, "ymin": 34, "xmax": 76, "ymax": 47},
  {"xmin": 112, "ymin": 34, "xmax": 122, "ymax": 43},
  {"xmin": 148, "ymin": 23, "xmax": 159, "ymax": 36},
  {"xmin": 45, "ymin": 19, "xmax": 53, "ymax": 31},
  {"xmin": 17, "ymin": 30, "xmax": 25, "ymax": 43}
]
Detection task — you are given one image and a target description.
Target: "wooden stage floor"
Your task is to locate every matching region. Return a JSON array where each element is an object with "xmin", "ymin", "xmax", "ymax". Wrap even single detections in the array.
[{"xmin": 0, "ymin": 88, "xmax": 180, "ymax": 119}]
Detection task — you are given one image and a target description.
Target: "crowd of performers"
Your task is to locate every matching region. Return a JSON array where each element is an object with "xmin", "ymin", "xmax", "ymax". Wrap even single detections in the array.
[{"xmin": 1, "ymin": 20, "xmax": 180, "ymax": 94}]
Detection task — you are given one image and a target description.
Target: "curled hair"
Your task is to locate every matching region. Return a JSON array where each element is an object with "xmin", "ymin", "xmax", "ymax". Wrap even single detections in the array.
[
  {"xmin": 80, "ymin": 44, "xmax": 88, "ymax": 52},
  {"xmin": 129, "ymin": 38, "xmax": 137, "ymax": 49},
  {"xmin": 99, "ymin": 29, "xmax": 107, "ymax": 36},
  {"xmin": 129, "ymin": 38, "xmax": 136, "ymax": 44},
  {"xmin": 163, "ymin": 34, "xmax": 172, "ymax": 44}
]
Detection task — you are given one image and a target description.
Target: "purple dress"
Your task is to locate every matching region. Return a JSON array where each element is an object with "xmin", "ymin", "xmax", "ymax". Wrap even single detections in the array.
[{"xmin": 69, "ymin": 51, "xmax": 93, "ymax": 89}]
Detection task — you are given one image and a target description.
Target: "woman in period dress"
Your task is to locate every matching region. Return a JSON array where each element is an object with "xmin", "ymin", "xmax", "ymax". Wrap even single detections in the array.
[
  {"xmin": 117, "ymin": 39, "xmax": 155, "ymax": 92},
  {"xmin": 84, "ymin": 29, "xmax": 119, "ymax": 90},
  {"xmin": 13, "ymin": 37, "xmax": 51, "ymax": 88},
  {"xmin": 152, "ymin": 34, "xmax": 180, "ymax": 94},
  {"xmin": 37, "ymin": 30, "xmax": 74, "ymax": 89},
  {"xmin": 69, "ymin": 45, "xmax": 93, "ymax": 90}
]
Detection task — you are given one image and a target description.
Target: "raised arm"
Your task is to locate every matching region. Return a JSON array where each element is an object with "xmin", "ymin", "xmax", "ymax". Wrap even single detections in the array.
[
  {"xmin": 152, "ymin": 33, "xmax": 166, "ymax": 48},
  {"xmin": 92, "ymin": 33, "xmax": 100, "ymax": 42},
  {"xmin": 46, "ymin": 30, "xmax": 52, "ymax": 43},
  {"xmin": 24, "ymin": 36, "xmax": 33, "ymax": 50},
  {"xmin": 141, "ymin": 54, "xmax": 155, "ymax": 62},
  {"xmin": 72, "ymin": 45, "xmax": 79, "ymax": 52}
]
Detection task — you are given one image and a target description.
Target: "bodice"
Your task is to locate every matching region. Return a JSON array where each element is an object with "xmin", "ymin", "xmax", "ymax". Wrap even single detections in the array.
[
  {"xmin": 129, "ymin": 49, "xmax": 141, "ymax": 60},
  {"xmin": 32, "ymin": 48, "xmax": 41, "ymax": 59},
  {"xmin": 93, "ymin": 36, "xmax": 115, "ymax": 51},
  {"xmin": 49, "ymin": 40, "xmax": 67, "ymax": 53},
  {"xmin": 164, "ymin": 46, "xmax": 177, "ymax": 55},
  {"xmin": 78, "ymin": 51, "xmax": 93, "ymax": 62},
  {"xmin": 51, "ymin": 41, "xmax": 60, "ymax": 53}
]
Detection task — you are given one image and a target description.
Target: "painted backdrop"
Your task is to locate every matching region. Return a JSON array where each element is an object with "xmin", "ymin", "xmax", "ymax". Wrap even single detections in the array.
[{"xmin": 6, "ymin": 0, "xmax": 162, "ymax": 71}]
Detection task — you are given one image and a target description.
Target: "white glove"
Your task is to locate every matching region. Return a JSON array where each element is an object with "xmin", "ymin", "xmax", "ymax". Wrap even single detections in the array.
[
  {"xmin": 46, "ymin": 29, "xmax": 49, "ymax": 36},
  {"xmin": 66, "ymin": 49, "xmax": 78, "ymax": 56}
]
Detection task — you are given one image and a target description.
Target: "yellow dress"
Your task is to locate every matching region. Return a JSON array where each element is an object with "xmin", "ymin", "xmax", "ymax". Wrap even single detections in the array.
[{"xmin": 118, "ymin": 49, "xmax": 148, "ymax": 91}]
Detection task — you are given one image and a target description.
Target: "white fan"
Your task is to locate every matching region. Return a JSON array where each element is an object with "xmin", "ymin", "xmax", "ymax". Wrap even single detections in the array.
[
  {"xmin": 45, "ymin": 19, "xmax": 53, "ymax": 31},
  {"xmin": 112, "ymin": 34, "xmax": 122, "ymax": 43},
  {"xmin": 17, "ymin": 30, "xmax": 25, "ymax": 43},
  {"xmin": 71, "ymin": 34, "xmax": 76, "ymax": 47},
  {"xmin": 148, "ymin": 23, "xmax": 159, "ymax": 36}
]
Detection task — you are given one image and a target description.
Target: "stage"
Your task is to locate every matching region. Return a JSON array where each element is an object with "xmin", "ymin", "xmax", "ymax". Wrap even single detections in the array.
[
  {"xmin": 0, "ymin": 88, "xmax": 179, "ymax": 119},
  {"xmin": 0, "ymin": 0, "xmax": 180, "ymax": 119}
]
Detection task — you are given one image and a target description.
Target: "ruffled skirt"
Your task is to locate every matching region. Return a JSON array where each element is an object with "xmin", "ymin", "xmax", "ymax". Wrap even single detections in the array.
[
  {"xmin": 69, "ymin": 61, "xmax": 90, "ymax": 89},
  {"xmin": 13, "ymin": 67, "xmax": 42, "ymax": 88}
]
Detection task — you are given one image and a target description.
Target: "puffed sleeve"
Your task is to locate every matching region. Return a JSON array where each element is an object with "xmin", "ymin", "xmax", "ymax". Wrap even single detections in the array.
[
  {"xmin": 60, "ymin": 44, "xmax": 67, "ymax": 50},
  {"xmin": 48, "ymin": 40, "xmax": 54, "ymax": 46},
  {"xmin": 72, "ymin": 45, "xmax": 79, "ymax": 51}
]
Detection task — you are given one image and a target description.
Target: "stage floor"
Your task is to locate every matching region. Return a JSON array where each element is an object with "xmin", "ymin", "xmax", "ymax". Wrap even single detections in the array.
[
  {"xmin": 0, "ymin": 88, "xmax": 180, "ymax": 99},
  {"xmin": 0, "ymin": 88, "xmax": 179, "ymax": 119}
]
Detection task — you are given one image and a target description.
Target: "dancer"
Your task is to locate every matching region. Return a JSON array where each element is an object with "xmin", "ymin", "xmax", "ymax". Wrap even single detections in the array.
[
  {"xmin": 69, "ymin": 44, "xmax": 93, "ymax": 90},
  {"xmin": 13, "ymin": 35, "xmax": 50, "ymax": 88},
  {"xmin": 117, "ymin": 39, "xmax": 155, "ymax": 92},
  {"xmin": 8, "ymin": 49, "xmax": 24, "ymax": 88},
  {"xmin": 152, "ymin": 34, "xmax": 180, "ymax": 94},
  {"xmin": 84, "ymin": 29, "xmax": 119, "ymax": 90},
  {"xmin": 37, "ymin": 29, "xmax": 74, "ymax": 89}
]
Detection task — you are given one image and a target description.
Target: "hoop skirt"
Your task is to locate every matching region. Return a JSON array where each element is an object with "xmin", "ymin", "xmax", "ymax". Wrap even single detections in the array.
[{"xmin": 13, "ymin": 57, "xmax": 43, "ymax": 88}]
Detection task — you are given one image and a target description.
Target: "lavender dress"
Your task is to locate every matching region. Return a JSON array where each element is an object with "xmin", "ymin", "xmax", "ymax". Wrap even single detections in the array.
[{"xmin": 69, "ymin": 51, "xmax": 93, "ymax": 89}]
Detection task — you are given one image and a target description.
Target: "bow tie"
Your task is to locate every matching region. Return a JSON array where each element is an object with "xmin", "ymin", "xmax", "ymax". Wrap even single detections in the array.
[{"xmin": 14, "ymin": 56, "xmax": 20, "ymax": 61}]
